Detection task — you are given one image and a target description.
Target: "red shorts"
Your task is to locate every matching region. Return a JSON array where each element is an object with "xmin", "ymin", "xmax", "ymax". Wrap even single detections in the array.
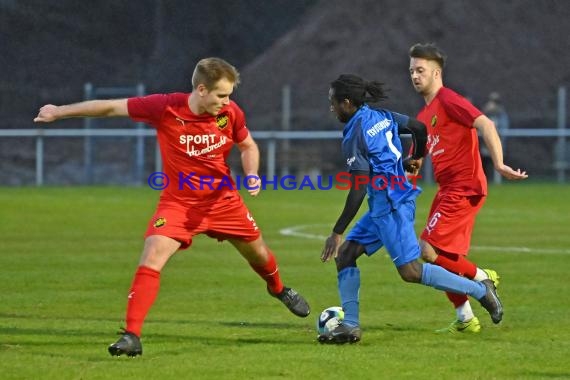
[
  {"xmin": 144, "ymin": 192, "xmax": 261, "ymax": 249},
  {"xmin": 420, "ymin": 192, "xmax": 485, "ymax": 255}
]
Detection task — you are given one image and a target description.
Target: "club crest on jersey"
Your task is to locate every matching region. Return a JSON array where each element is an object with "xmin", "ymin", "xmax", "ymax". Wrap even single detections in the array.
[
  {"xmin": 430, "ymin": 115, "xmax": 438, "ymax": 127},
  {"xmin": 153, "ymin": 217, "xmax": 166, "ymax": 228},
  {"xmin": 216, "ymin": 114, "xmax": 229, "ymax": 130}
]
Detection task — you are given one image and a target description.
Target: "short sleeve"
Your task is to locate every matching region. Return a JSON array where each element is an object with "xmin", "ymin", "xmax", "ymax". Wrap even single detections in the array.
[
  {"xmin": 344, "ymin": 126, "xmax": 369, "ymax": 173},
  {"xmin": 231, "ymin": 103, "xmax": 249, "ymax": 143},
  {"xmin": 127, "ymin": 94, "xmax": 169, "ymax": 126},
  {"xmin": 391, "ymin": 112, "xmax": 410, "ymax": 128},
  {"xmin": 439, "ymin": 89, "xmax": 482, "ymax": 127}
]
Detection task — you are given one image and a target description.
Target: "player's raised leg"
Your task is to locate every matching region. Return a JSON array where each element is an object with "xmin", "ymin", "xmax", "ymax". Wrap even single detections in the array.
[
  {"xmin": 230, "ymin": 237, "xmax": 310, "ymax": 317},
  {"xmin": 420, "ymin": 193, "xmax": 501, "ymax": 332},
  {"xmin": 383, "ymin": 203, "xmax": 502, "ymax": 325},
  {"xmin": 398, "ymin": 261, "xmax": 503, "ymax": 324},
  {"xmin": 421, "ymin": 241, "xmax": 501, "ymax": 332}
]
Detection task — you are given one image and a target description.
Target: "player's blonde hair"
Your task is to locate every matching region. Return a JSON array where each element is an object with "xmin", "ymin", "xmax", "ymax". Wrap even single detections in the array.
[{"xmin": 191, "ymin": 57, "xmax": 240, "ymax": 90}]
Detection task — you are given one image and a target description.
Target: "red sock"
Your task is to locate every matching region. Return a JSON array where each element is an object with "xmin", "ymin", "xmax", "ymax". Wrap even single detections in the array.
[
  {"xmin": 434, "ymin": 251, "xmax": 477, "ymax": 278},
  {"xmin": 445, "ymin": 291, "xmax": 469, "ymax": 308},
  {"xmin": 250, "ymin": 250, "xmax": 284, "ymax": 294},
  {"xmin": 125, "ymin": 266, "xmax": 161, "ymax": 337}
]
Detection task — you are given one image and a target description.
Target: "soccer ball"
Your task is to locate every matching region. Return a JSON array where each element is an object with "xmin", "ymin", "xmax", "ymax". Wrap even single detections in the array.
[{"xmin": 316, "ymin": 306, "xmax": 344, "ymax": 335}]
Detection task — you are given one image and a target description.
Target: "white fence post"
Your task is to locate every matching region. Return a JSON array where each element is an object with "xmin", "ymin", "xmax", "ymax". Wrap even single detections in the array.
[
  {"xmin": 35, "ymin": 131, "xmax": 44, "ymax": 186},
  {"xmin": 267, "ymin": 139, "xmax": 276, "ymax": 179},
  {"xmin": 556, "ymin": 86, "xmax": 567, "ymax": 183}
]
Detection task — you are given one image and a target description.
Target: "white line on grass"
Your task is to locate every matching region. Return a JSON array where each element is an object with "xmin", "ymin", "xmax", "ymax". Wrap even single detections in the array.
[{"xmin": 279, "ymin": 224, "xmax": 570, "ymax": 255}]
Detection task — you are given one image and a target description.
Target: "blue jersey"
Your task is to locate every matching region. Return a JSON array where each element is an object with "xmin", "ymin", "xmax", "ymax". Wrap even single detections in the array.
[{"xmin": 342, "ymin": 104, "xmax": 421, "ymax": 216}]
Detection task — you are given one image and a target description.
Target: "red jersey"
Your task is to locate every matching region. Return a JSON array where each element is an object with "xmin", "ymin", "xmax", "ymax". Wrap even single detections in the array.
[
  {"xmin": 417, "ymin": 87, "xmax": 487, "ymax": 196},
  {"xmin": 128, "ymin": 93, "xmax": 250, "ymax": 205}
]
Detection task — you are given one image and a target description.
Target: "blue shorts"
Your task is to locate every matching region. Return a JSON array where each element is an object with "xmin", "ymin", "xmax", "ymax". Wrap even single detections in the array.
[{"xmin": 345, "ymin": 200, "xmax": 420, "ymax": 267}]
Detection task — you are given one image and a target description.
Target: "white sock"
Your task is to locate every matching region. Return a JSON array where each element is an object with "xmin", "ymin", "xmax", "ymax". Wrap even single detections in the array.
[
  {"xmin": 456, "ymin": 301, "xmax": 475, "ymax": 322},
  {"xmin": 474, "ymin": 268, "xmax": 488, "ymax": 281}
]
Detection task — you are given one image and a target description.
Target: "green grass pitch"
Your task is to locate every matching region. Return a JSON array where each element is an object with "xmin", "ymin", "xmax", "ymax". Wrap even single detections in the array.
[{"xmin": 1, "ymin": 184, "xmax": 569, "ymax": 379}]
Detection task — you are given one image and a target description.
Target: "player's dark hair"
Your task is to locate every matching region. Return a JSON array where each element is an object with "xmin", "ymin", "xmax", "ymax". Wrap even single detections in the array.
[
  {"xmin": 409, "ymin": 43, "xmax": 447, "ymax": 69},
  {"xmin": 330, "ymin": 74, "xmax": 388, "ymax": 107},
  {"xmin": 192, "ymin": 57, "xmax": 240, "ymax": 90}
]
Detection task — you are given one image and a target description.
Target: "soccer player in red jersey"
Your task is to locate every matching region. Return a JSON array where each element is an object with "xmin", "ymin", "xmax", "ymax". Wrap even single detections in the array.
[
  {"xmin": 406, "ymin": 43, "xmax": 528, "ymax": 333},
  {"xmin": 34, "ymin": 57, "xmax": 310, "ymax": 356}
]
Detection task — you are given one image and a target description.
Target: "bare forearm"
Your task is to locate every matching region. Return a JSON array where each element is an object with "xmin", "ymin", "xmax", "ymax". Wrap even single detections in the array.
[
  {"xmin": 59, "ymin": 100, "xmax": 128, "ymax": 118},
  {"xmin": 241, "ymin": 143, "xmax": 260, "ymax": 176},
  {"xmin": 474, "ymin": 115, "xmax": 504, "ymax": 169},
  {"xmin": 474, "ymin": 116, "xmax": 528, "ymax": 180},
  {"xmin": 481, "ymin": 123, "xmax": 504, "ymax": 169},
  {"xmin": 236, "ymin": 134, "xmax": 262, "ymax": 196},
  {"xmin": 34, "ymin": 99, "xmax": 128, "ymax": 123}
]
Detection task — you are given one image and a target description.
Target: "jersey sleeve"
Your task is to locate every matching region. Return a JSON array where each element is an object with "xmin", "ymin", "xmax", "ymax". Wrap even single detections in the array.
[
  {"xmin": 345, "ymin": 125, "xmax": 369, "ymax": 173},
  {"xmin": 231, "ymin": 103, "xmax": 249, "ymax": 143},
  {"xmin": 127, "ymin": 94, "xmax": 169, "ymax": 126},
  {"xmin": 439, "ymin": 88, "xmax": 482, "ymax": 128},
  {"xmin": 391, "ymin": 111, "xmax": 410, "ymax": 128}
]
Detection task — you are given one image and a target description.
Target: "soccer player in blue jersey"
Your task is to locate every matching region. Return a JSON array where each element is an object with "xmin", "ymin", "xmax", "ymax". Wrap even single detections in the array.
[{"xmin": 319, "ymin": 74, "xmax": 503, "ymax": 344}]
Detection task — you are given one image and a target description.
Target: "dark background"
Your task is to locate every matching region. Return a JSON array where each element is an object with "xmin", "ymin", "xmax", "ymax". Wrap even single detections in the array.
[{"xmin": 1, "ymin": 0, "xmax": 569, "ymax": 184}]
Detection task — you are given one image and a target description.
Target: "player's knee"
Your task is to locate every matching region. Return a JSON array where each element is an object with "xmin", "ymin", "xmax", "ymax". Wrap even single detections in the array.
[
  {"xmin": 335, "ymin": 251, "xmax": 356, "ymax": 271},
  {"xmin": 335, "ymin": 242, "xmax": 360, "ymax": 271},
  {"xmin": 398, "ymin": 271, "xmax": 420, "ymax": 283},
  {"xmin": 139, "ymin": 236, "xmax": 179, "ymax": 270},
  {"xmin": 397, "ymin": 262, "xmax": 422, "ymax": 283}
]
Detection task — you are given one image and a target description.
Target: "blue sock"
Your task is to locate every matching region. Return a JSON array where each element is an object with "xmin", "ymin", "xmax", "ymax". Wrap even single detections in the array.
[
  {"xmin": 338, "ymin": 267, "xmax": 360, "ymax": 327},
  {"xmin": 421, "ymin": 263, "xmax": 485, "ymax": 299}
]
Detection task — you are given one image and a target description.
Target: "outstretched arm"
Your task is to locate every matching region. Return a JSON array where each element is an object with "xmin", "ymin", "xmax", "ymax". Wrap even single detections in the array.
[
  {"xmin": 474, "ymin": 114, "xmax": 528, "ymax": 180},
  {"xmin": 34, "ymin": 99, "xmax": 129, "ymax": 123},
  {"xmin": 321, "ymin": 170, "xmax": 368, "ymax": 262},
  {"xmin": 236, "ymin": 133, "xmax": 261, "ymax": 196}
]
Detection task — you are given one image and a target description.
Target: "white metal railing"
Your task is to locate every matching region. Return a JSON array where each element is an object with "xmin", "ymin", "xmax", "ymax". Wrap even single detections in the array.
[{"xmin": 0, "ymin": 128, "xmax": 569, "ymax": 186}]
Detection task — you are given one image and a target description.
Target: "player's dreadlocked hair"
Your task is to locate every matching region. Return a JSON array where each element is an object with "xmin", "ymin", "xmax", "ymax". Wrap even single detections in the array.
[{"xmin": 330, "ymin": 74, "xmax": 388, "ymax": 107}]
